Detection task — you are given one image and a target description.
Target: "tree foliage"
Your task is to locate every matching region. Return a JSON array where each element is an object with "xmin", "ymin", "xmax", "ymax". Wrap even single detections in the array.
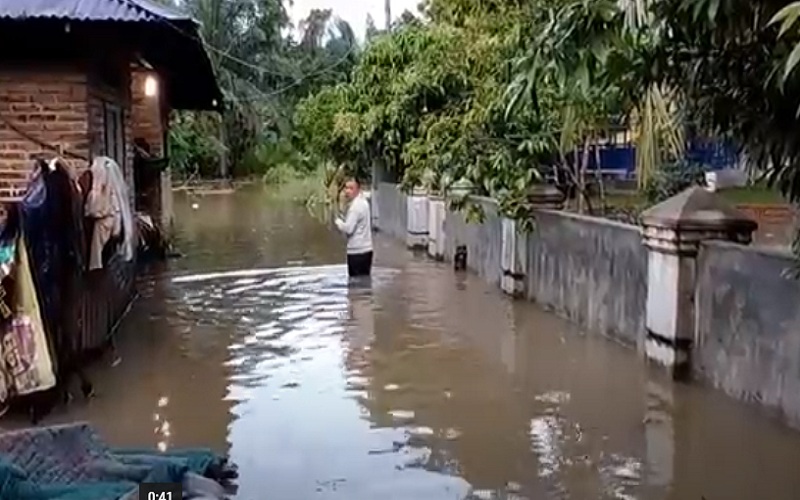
[
  {"xmin": 647, "ymin": 0, "xmax": 800, "ymax": 204},
  {"xmin": 292, "ymin": 0, "xmax": 689, "ymax": 217},
  {"xmin": 164, "ymin": 0, "xmax": 358, "ymax": 180},
  {"xmin": 295, "ymin": 0, "xmax": 558, "ymax": 217},
  {"xmin": 297, "ymin": 0, "xmax": 800, "ymax": 218}
]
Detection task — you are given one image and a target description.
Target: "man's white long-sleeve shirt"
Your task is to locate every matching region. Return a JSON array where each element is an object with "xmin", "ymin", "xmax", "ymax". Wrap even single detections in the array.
[{"xmin": 335, "ymin": 193, "xmax": 373, "ymax": 255}]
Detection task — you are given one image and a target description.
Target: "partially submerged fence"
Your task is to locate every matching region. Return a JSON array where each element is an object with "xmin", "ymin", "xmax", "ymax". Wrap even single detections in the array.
[{"xmin": 373, "ymin": 182, "xmax": 800, "ymax": 430}]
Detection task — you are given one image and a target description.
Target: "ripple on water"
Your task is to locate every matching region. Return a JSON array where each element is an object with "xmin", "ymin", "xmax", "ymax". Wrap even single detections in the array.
[{"xmin": 161, "ymin": 262, "xmax": 659, "ymax": 499}]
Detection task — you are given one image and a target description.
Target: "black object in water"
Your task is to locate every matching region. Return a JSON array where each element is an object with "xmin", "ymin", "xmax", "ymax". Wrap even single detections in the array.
[{"xmin": 454, "ymin": 245, "xmax": 467, "ymax": 271}]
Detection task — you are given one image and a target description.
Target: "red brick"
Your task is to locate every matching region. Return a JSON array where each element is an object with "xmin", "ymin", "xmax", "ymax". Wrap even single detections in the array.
[
  {"xmin": 0, "ymin": 71, "xmax": 88, "ymax": 197},
  {"xmin": 0, "ymin": 68, "xmax": 140, "ymax": 203},
  {"xmin": 0, "ymin": 94, "xmax": 31, "ymax": 103},
  {"xmin": 56, "ymin": 113, "xmax": 85, "ymax": 122},
  {"xmin": 42, "ymin": 122, "xmax": 85, "ymax": 132},
  {"xmin": 0, "ymin": 152, "xmax": 25, "ymax": 160},
  {"xmin": 0, "ymin": 142, "xmax": 28, "ymax": 151},
  {"xmin": 9, "ymin": 103, "xmax": 42, "ymax": 113}
]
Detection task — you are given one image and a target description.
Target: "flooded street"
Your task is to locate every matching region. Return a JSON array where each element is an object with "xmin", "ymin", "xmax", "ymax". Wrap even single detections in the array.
[{"xmin": 27, "ymin": 188, "xmax": 800, "ymax": 499}]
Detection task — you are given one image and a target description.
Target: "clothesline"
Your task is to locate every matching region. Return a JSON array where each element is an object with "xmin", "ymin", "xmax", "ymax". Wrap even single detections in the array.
[{"xmin": 0, "ymin": 114, "xmax": 89, "ymax": 162}]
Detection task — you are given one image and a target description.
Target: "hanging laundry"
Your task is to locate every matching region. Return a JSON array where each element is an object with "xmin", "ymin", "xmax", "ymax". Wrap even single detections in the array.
[
  {"xmin": 106, "ymin": 157, "xmax": 135, "ymax": 263},
  {"xmin": 85, "ymin": 157, "xmax": 134, "ymax": 270},
  {"xmin": 0, "ymin": 231, "xmax": 16, "ymax": 323},
  {"xmin": 0, "ymin": 237, "xmax": 57, "ymax": 406},
  {"xmin": 20, "ymin": 160, "xmax": 87, "ymax": 380},
  {"xmin": 85, "ymin": 157, "xmax": 121, "ymax": 270},
  {"xmin": 77, "ymin": 169, "xmax": 92, "ymax": 204}
]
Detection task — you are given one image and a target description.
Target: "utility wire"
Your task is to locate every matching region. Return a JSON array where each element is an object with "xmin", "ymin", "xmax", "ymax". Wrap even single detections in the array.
[
  {"xmin": 1, "ymin": 5, "xmax": 356, "ymax": 161},
  {"xmin": 155, "ymin": 14, "xmax": 358, "ymax": 99}
]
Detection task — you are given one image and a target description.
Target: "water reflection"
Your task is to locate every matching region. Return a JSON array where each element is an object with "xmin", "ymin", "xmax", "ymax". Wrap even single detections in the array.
[{"xmin": 13, "ymin": 188, "xmax": 800, "ymax": 500}]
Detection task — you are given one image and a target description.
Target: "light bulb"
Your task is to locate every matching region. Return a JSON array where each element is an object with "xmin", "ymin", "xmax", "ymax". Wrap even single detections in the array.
[{"xmin": 144, "ymin": 75, "xmax": 158, "ymax": 97}]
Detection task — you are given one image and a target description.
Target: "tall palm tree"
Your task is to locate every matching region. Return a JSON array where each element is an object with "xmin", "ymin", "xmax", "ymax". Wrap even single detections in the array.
[{"xmin": 165, "ymin": 0, "xmax": 358, "ymax": 179}]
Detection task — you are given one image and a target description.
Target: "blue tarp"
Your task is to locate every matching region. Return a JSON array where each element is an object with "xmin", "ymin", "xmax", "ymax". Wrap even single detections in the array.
[
  {"xmin": 0, "ymin": 423, "xmax": 227, "ymax": 500},
  {"xmin": 568, "ymin": 136, "xmax": 741, "ymax": 180}
]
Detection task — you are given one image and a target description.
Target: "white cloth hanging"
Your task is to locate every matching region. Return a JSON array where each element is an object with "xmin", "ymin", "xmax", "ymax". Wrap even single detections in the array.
[
  {"xmin": 85, "ymin": 156, "xmax": 134, "ymax": 269},
  {"xmin": 105, "ymin": 157, "xmax": 135, "ymax": 263},
  {"xmin": 86, "ymin": 157, "xmax": 120, "ymax": 270}
]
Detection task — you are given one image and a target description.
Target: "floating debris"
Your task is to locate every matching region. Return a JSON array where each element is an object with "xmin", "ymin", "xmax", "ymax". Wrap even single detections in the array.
[
  {"xmin": 469, "ymin": 489, "xmax": 494, "ymax": 500},
  {"xmin": 388, "ymin": 410, "xmax": 415, "ymax": 422},
  {"xmin": 506, "ymin": 481, "xmax": 522, "ymax": 493},
  {"xmin": 612, "ymin": 460, "xmax": 641, "ymax": 480},
  {"xmin": 534, "ymin": 391, "xmax": 571, "ymax": 405},
  {"xmin": 444, "ymin": 428, "xmax": 462, "ymax": 440}
]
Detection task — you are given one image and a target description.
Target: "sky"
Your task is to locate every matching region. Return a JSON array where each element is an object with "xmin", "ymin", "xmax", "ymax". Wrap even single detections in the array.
[{"xmin": 288, "ymin": 0, "xmax": 420, "ymax": 40}]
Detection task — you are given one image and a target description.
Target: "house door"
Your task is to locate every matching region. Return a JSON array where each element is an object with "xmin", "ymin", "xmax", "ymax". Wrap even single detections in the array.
[{"xmin": 103, "ymin": 102, "xmax": 125, "ymax": 169}]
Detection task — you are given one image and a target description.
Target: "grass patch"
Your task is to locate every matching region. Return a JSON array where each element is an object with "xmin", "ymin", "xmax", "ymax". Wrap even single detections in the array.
[
  {"xmin": 602, "ymin": 191, "xmax": 648, "ymax": 209},
  {"xmin": 265, "ymin": 168, "xmax": 325, "ymax": 203},
  {"xmin": 718, "ymin": 186, "xmax": 785, "ymax": 205},
  {"xmin": 599, "ymin": 186, "xmax": 785, "ymax": 209}
]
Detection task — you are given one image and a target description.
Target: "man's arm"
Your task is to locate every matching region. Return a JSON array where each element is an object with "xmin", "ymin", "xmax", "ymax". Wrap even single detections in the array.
[{"xmin": 335, "ymin": 202, "xmax": 360, "ymax": 236}]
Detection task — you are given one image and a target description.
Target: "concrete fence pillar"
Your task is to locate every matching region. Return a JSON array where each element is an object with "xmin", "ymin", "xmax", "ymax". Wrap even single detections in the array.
[
  {"xmin": 406, "ymin": 187, "xmax": 429, "ymax": 249},
  {"xmin": 427, "ymin": 195, "xmax": 446, "ymax": 260},
  {"xmin": 369, "ymin": 186, "xmax": 379, "ymax": 230},
  {"xmin": 500, "ymin": 217, "xmax": 527, "ymax": 296},
  {"xmin": 641, "ymin": 186, "xmax": 756, "ymax": 379},
  {"xmin": 500, "ymin": 185, "xmax": 565, "ymax": 297}
]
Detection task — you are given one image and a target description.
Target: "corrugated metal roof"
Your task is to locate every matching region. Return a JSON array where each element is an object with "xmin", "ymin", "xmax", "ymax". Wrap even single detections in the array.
[
  {"xmin": 0, "ymin": 0, "xmax": 191, "ymax": 22},
  {"xmin": 0, "ymin": 0, "xmax": 222, "ymax": 111}
]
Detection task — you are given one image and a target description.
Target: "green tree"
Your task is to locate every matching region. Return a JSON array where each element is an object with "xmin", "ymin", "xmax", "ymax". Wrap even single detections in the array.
[
  {"xmin": 295, "ymin": 0, "xmax": 556, "ymax": 219},
  {"xmin": 166, "ymin": 0, "xmax": 359, "ymax": 181},
  {"xmin": 644, "ymin": 0, "xmax": 800, "ymax": 200}
]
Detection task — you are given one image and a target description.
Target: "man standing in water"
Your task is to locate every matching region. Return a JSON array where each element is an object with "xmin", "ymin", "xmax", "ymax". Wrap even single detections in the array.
[{"xmin": 335, "ymin": 178, "xmax": 373, "ymax": 277}]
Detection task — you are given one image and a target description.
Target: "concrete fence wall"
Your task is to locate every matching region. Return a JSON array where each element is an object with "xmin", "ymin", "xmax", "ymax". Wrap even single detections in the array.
[
  {"xmin": 695, "ymin": 242, "xmax": 800, "ymax": 426},
  {"xmin": 372, "ymin": 183, "xmax": 800, "ymax": 428},
  {"xmin": 374, "ymin": 186, "xmax": 646, "ymax": 347},
  {"xmin": 444, "ymin": 197, "xmax": 503, "ymax": 286},
  {"xmin": 527, "ymin": 210, "xmax": 647, "ymax": 348},
  {"xmin": 376, "ymin": 183, "xmax": 407, "ymax": 241}
]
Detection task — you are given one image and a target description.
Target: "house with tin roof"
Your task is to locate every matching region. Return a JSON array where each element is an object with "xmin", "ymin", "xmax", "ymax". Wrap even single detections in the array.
[{"xmin": 0, "ymin": 0, "xmax": 221, "ymax": 226}]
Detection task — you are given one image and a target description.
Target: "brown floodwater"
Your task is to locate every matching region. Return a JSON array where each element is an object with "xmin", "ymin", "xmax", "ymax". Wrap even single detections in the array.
[{"xmin": 13, "ymin": 187, "xmax": 800, "ymax": 499}]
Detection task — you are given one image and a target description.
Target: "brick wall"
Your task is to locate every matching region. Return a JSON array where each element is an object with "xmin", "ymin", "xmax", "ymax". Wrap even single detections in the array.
[
  {"xmin": 131, "ymin": 70, "xmax": 165, "ymax": 156},
  {"xmin": 0, "ymin": 70, "xmax": 89, "ymax": 199},
  {"xmin": 131, "ymin": 69, "xmax": 174, "ymax": 227},
  {"xmin": 87, "ymin": 65, "xmax": 134, "ymax": 187},
  {"xmin": 736, "ymin": 203, "xmax": 798, "ymax": 249},
  {"xmin": 1, "ymin": 65, "xmax": 173, "ymax": 229}
]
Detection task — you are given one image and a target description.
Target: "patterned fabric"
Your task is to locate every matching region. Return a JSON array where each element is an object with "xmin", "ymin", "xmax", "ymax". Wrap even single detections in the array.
[
  {"xmin": 0, "ymin": 423, "xmax": 228, "ymax": 500},
  {"xmin": 0, "ymin": 206, "xmax": 21, "ymax": 355},
  {"xmin": 0, "ymin": 236, "xmax": 15, "ymax": 322},
  {"xmin": 0, "ymin": 205, "xmax": 57, "ymax": 405},
  {"xmin": 0, "ymin": 238, "xmax": 57, "ymax": 398}
]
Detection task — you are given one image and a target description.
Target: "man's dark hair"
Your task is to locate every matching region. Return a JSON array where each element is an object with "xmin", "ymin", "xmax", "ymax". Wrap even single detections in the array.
[{"xmin": 346, "ymin": 177, "xmax": 361, "ymax": 187}]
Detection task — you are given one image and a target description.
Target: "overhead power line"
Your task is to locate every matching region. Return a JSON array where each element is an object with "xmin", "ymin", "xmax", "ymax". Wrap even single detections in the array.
[{"xmin": 155, "ymin": 14, "xmax": 358, "ymax": 100}]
